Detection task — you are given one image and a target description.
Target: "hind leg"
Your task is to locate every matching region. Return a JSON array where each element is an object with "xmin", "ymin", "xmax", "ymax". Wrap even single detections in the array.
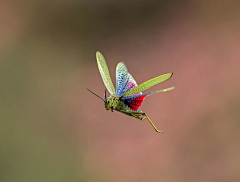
[{"xmin": 120, "ymin": 110, "xmax": 163, "ymax": 133}]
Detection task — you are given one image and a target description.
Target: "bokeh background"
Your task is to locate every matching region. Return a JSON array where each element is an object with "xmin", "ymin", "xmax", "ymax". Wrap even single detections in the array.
[{"xmin": 1, "ymin": 1, "xmax": 240, "ymax": 182}]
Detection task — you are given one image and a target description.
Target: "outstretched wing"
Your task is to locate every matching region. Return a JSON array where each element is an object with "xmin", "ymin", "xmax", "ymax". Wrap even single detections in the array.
[
  {"xmin": 121, "ymin": 73, "xmax": 173, "ymax": 97},
  {"xmin": 96, "ymin": 51, "xmax": 116, "ymax": 95},
  {"xmin": 120, "ymin": 72, "xmax": 146, "ymax": 110},
  {"xmin": 116, "ymin": 62, "xmax": 128, "ymax": 96},
  {"xmin": 122, "ymin": 86, "xmax": 175, "ymax": 100},
  {"xmin": 124, "ymin": 94, "xmax": 146, "ymax": 111}
]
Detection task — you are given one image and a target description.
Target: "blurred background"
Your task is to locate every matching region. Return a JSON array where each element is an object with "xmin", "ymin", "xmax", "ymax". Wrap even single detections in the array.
[{"xmin": 1, "ymin": 0, "xmax": 240, "ymax": 181}]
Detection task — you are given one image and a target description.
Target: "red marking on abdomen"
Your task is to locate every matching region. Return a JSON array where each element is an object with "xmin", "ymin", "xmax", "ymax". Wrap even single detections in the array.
[
  {"xmin": 124, "ymin": 95, "xmax": 146, "ymax": 111},
  {"xmin": 123, "ymin": 81, "xmax": 146, "ymax": 110}
]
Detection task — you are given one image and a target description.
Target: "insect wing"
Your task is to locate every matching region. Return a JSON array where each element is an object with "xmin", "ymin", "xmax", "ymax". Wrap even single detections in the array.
[
  {"xmin": 121, "ymin": 73, "xmax": 138, "ymax": 94},
  {"xmin": 96, "ymin": 51, "xmax": 116, "ymax": 95},
  {"xmin": 124, "ymin": 94, "xmax": 146, "ymax": 111},
  {"xmin": 122, "ymin": 73, "xmax": 173, "ymax": 97},
  {"xmin": 116, "ymin": 62, "xmax": 128, "ymax": 96},
  {"xmin": 121, "ymin": 73, "xmax": 146, "ymax": 110},
  {"xmin": 122, "ymin": 86, "xmax": 175, "ymax": 100}
]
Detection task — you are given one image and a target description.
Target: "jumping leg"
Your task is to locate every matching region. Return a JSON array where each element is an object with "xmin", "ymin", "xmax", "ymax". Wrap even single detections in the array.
[
  {"xmin": 120, "ymin": 110, "xmax": 163, "ymax": 133},
  {"xmin": 142, "ymin": 113, "xmax": 163, "ymax": 133}
]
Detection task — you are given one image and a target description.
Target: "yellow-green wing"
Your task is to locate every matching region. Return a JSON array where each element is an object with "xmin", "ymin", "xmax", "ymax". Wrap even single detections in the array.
[
  {"xmin": 96, "ymin": 51, "xmax": 116, "ymax": 95},
  {"xmin": 122, "ymin": 73, "xmax": 173, "ymax": 97}
]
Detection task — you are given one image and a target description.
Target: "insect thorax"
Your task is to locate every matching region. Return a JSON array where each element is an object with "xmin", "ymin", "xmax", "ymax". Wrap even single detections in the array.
[{"xmin": 104, "ymin": 94, "xmax": 122, "ymax": 110}]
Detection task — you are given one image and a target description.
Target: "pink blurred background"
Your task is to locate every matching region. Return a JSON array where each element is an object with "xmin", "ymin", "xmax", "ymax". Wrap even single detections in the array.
[{"xmin": 1, "ymin": 1, "xmax": 240, "ymax": 181}]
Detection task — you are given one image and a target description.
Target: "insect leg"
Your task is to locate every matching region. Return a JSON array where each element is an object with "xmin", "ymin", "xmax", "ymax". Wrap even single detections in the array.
[
  {"xmin": 142, "ymin": 112, "xmax": 163, "ymax": 133},
  {"xmin": 120, "ymin": 110, "xmax": 163, "ymax": 133},
  {"xmin": 120, "ymin": 110, "xmax": 142, "ymax": 119},
  {"xmin": 136, "ymin": 110, "xmax": 146, "ymax": 120}
]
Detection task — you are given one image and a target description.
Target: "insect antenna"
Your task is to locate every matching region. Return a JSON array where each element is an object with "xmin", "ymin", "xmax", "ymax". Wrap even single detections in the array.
[{"xmin": 86, "ymin": 88, "xmax": 105, "ymax": 102}]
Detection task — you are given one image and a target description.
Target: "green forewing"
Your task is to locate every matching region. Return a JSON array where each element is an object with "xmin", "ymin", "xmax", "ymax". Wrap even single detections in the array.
[
  {"xmin": 96, "ymin": 51, "xmax": 116, "ymax": 95},
  {"xmin": 123, "ymin": 86, "xmax": 175, "ymax": 99},
  {"xmin": 122, "ymin": 73, "xmax": 173, "ymax": 97}
]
